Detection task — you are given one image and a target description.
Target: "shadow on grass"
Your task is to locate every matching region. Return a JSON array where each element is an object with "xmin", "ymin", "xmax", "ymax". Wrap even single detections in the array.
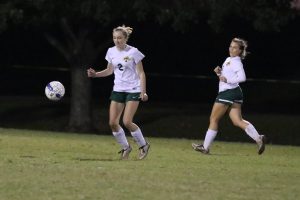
[
  {"xmin": 73, "ymin": 157, "xmax": 148, "ymax": 162},
  {"xmin": 20, "ymin": 155, "xmax": 37, "ymax": 158},
  {"xmin": 73, "ymin": 157, "xmax": 117, "ymax": 162},
  {"xmin": 209, "ymin": 153, "xmax": 251, "ymax": 156},
  {"xmin": 192, "ymin": 152, "xmax": 251, "ymax": 156}
]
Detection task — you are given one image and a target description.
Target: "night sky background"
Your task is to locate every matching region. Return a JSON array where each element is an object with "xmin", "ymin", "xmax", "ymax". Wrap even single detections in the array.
[
  {"xmin": 1, "ymin": 18, "xmax": 300, "ymax": 79},
  {"xmin": 1, "ymin": 17, "xmax": 299, "ymax": 101}
]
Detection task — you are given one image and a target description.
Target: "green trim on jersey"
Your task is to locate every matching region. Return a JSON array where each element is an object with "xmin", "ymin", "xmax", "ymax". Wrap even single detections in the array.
[
  {"xmin": 215, "ymin": 86, "xmax": 243, "ymax": 105},
  {"xmin": 110, "ymin": 91, "xmax": 141, "ymax": 103}
]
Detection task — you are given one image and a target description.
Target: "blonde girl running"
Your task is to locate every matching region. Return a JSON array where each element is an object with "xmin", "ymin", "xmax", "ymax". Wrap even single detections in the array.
[{"xmin": 192, "ymin": 38, "xmax": 266, "ymax": 155}]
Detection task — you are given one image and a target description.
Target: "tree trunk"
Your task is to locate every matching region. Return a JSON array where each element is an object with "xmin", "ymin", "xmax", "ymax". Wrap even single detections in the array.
[
  {"xmin": 45, "ymin": 20, "xmax": 110, "ymax": 133},
  {"xmin": 68, "ymin": 64, "xmax": 92, "ymax": 132}
]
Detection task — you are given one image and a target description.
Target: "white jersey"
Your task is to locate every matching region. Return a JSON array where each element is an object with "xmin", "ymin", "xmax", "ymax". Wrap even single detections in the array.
[
  {"xmin": 105, "ymin": 45, "xmax": 145, "ymax": 92},
  {"xmin": 219, "ymin": 56, "xmax": 246, "ymax": 92}
]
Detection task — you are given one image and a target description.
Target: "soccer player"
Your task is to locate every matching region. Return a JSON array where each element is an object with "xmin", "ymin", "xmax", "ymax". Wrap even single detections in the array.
[
  {"xmin": 87, "ymin": 25, "xmax": 150, "ymax": 160},
  {"xmin": 192, "ymin": 38, "xmax": 266, "ymax": 155}
]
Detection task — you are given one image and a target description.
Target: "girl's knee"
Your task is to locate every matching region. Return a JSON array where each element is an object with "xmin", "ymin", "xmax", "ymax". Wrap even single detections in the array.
[
  {"xmin": 209, "ymin": 116, "xmax": 219, "ymax": 124},
  {"xmin": 122, "ymin": 119, "xmax": 132, "ymax": 129},
  {"xmin": 109, "ymin": 121, "xmax": 119, "ymax": 131},
  {"xmin": 232, "ymin": 121, "xmax": 240, "ymax": 127},
  {"xmin": 231, "ymin": 120, "xmax": 246, "ymax": 129}
]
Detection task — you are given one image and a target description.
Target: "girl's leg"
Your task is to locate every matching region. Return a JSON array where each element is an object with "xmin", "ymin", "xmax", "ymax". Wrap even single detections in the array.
[
  {"xmin": 228, "ymin": 103, "xmax": 266, "ymax": 154},
  {"xmin": 123, "ymin": 101, "xmax": 146, "ymax": 147},
  {"xmin": 109, "ymin": 101, "xmax": 129, "ymax": 151},
  {"xmin": 228, "ymin": 103, "xmax": 260, "ymax": 141},
  {"xmin": 193, "ymin": 102, "xmax": 229, "ymax": 153},
  {"xmin": 204, "ymin": 102, "xmax": 229, "ymax": 149},
  {"xmin": 109, "ymin": 101, "xmax": 125, "ymax": 131},
  {"xmin": 123, "ymin": 101, "xmax": 150, "ymax": 159}
]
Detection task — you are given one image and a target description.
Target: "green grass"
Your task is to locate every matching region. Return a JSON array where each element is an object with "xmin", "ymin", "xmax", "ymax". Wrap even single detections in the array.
[{"xmin": 0, "ymin": 128, "xmax": 300, "ymax": 200}]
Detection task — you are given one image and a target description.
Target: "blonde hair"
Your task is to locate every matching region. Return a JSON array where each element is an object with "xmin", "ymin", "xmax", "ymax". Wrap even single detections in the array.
[
  {"xmin": 232, "ymin": 38, "xmax": 248, "ymax": 59},
  {"xmin": 113, "ymin": 25, "xmax": 133, "ymax": 40}
]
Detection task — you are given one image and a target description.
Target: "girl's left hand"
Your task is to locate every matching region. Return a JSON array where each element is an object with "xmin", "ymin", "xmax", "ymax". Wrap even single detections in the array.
[
  {"xmin": 219, "ymin": 76, "xmax": 227, "ymax": 83},
  {"xmin": 140, "ymin": 93, "xmax": 148, "ymax": 102},
  {"xmin": 87, "ymin": 68, "xmax": 96, "ymax": 77}
]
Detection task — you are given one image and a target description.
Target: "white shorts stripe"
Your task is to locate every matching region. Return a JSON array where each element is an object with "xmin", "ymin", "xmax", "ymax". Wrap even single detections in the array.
[{"xmin": 218, "ymin": 99, "xmax": 233, "ymax": 104}]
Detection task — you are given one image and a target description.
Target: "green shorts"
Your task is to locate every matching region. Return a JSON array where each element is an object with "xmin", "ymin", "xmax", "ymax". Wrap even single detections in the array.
[
  {"xmin": 110, "ymin": 91, "xmax": 141, "ymax": 103},
  {"xmin": 215, "ymin": 86, "xmax": 243, "ymax": 105}
]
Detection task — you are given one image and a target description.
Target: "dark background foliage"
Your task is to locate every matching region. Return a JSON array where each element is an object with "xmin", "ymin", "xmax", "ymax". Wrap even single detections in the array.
[{"xmin": 0, "ymin": 0, "xmax": 299, "ymax": 145}]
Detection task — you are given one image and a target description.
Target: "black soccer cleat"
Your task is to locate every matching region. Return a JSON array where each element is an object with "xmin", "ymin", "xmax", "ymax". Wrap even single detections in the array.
[
  {"xmin": 192, "ymin": 143, "xmax": 210, "ymax": 154},
  {"xmin": 257, "ymin": 135, "xmax": 266, "ymax": 155}
]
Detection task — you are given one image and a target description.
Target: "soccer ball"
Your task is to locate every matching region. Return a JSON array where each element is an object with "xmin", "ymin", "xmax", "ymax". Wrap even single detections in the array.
[{"xmin": 45, "ymin": 81, "xmax": 65, "ymax": 101}]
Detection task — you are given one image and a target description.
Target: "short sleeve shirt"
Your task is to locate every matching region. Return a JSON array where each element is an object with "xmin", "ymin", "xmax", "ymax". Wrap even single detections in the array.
[{"xmin": 105, "ymin": 45, "xmax": 145, "ymax": 92}]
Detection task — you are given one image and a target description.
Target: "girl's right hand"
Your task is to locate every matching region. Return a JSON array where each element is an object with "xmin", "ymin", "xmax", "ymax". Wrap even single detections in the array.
[
  {"xmin": 87, "ymin": 68, "xmax": 96, "ymax": 77},
  {"xmin": 214, "ymin": 66, "xmax": 222, "ymax": 76}
]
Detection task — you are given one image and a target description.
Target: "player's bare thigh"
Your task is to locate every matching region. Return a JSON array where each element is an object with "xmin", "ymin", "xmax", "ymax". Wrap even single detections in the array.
[
  {"xmin": 228, "ymin": 103, "xmax": 248, "ymax": 129},
  {"xmin": 208, "ymin": 102, "xmax": 229, "ymax": 130},
  {"xmin": 123, "ymin": 101, "xmax": 140, "ymax": 131},
  {"xmin": 109, "ymin": 101, "xmax": 125, "ymax": 131}
]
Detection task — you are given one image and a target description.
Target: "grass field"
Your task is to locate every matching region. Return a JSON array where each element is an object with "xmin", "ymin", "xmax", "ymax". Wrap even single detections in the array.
[{"xmin": 0, "ymin": 128, "xmax": 299, "ymax": 200}]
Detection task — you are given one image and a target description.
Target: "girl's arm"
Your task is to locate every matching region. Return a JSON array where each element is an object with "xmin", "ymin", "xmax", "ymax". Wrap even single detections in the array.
[
  {"xmin": 226, "ymin": 66, "xmax": 246, "ymax": 84},
  {"xmin": 220, "ymin": 61, "xmax": 246, "ymax": 84},
  {"xmin": 87, "ymin": 63, "xmax": 113, "ymax": 78},
  {"xmin": 136, "ymin": 61, "xmax": 148, "ymax": 101}
]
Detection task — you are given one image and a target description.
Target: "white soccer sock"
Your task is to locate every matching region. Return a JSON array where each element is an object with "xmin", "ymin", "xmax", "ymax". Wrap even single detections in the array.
[
  {"xmin": 203, "ymin": 129, "xmax": 218, "ymax": 150},
  {"xmin": 245, "ymin": 123, "xmax": 260, "ymax": 142},
  {"xmin": 131, "ymin": 128, "xmax": 146, "ymax": 147},
  {"xmin": 112, "ymin": 127, "xmax": 129, "ymax": 149}
]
